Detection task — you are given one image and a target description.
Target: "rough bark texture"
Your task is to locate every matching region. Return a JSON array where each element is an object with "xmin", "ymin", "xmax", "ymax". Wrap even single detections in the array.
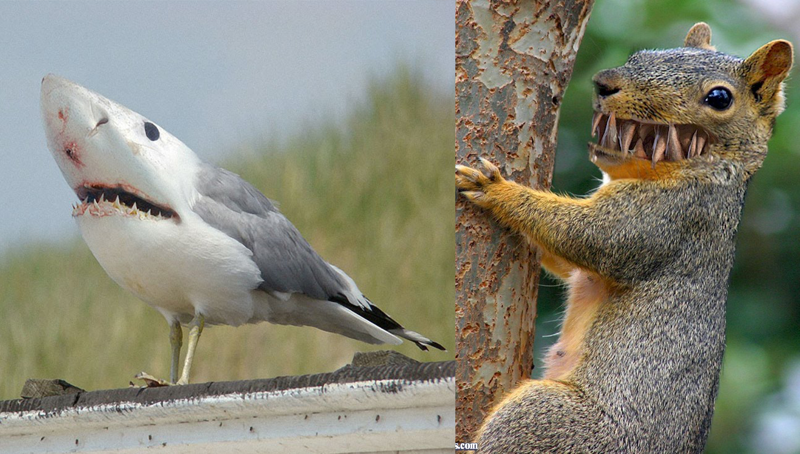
[{"xmin": 455, "ymin": 0, "xmax": 594, "ymax": 442}]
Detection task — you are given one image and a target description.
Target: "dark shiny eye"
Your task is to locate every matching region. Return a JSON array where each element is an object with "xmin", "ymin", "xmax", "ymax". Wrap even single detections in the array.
[
  {"xmin": 144, "ymin": 122, "xmax": 160, "ymax": 141},
  {"xmin": 704, "ymin": 87, "xmax": 732, "ymax": 110}
]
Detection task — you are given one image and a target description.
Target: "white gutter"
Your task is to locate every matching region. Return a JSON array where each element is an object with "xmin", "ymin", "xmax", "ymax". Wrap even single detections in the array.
[{"xmin": 0, "ymin": 361, "xmax": 455, "ymax": 454}]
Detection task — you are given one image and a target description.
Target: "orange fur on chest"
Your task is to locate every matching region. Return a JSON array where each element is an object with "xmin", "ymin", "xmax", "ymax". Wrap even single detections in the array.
[
  {"xmin": 597, "ymin": 157, "xmax": 685, "ymax": 181},
  {"xmin": 543, "ymin": 268, "xmax": 610, "ymax": 380}
]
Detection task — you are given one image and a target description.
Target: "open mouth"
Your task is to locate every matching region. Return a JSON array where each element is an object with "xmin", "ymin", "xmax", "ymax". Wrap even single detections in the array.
[
  {"xmin": 591, "ymin": 111, "xmax": 716, "ymax": 166},
  {"xmin": 72, "ymin": 185, "xmax": 176, "ymax": 220}
]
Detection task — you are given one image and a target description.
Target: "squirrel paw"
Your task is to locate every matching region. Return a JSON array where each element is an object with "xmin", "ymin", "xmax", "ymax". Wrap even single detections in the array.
[{"xmin": 456, "ymin": 157, "xmax": 505, "ymax": 208}]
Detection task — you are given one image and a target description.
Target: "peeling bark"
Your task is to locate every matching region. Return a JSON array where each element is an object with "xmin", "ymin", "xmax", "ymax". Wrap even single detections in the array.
[{"xmin": 455, "ymin": 0, "xmax": 594, "ymax": 442}]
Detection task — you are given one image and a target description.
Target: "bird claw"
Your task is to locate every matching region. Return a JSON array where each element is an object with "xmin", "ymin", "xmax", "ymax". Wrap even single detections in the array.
[{"xmin": 131, "ymin": 371, "xmax": 172, "ymax": 388}]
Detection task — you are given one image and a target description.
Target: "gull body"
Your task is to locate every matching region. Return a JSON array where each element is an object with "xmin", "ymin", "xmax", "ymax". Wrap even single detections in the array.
[{"xmin": 40, "ymin": 74, "xmax": 443, "ymax": 384}]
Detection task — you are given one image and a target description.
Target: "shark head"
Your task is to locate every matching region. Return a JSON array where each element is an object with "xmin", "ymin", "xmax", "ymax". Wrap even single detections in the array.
[{"xmin": 41, "ymin": 74, "xmax": 201, "ymax": 221}]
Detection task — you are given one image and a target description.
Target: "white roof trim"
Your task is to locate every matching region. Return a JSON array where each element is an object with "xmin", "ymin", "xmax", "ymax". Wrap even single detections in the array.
[{"xmin": 0, "ymin": 377, "xmax": 455, "ymax": 453}]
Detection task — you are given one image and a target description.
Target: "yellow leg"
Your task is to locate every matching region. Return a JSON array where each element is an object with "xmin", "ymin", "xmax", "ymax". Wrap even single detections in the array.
[
  {"xmin": 176, "ymin": 314, "xmax": 204, "ymax": 385},
  {"xmin": 169, "ymin": 321, "xmax": 183, "ymax": 384}
]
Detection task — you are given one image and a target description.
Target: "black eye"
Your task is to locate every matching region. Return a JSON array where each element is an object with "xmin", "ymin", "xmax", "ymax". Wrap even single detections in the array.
[
  {"xmin": 144, "ymin": 122, "xmax": 160, "ymax": 141},
  {"xmin": 704, "ymin": 87, "xmax": 732, "ymax": 110}
]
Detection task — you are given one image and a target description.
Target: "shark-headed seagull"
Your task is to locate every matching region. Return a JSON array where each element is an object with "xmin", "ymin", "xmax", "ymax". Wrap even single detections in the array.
[{"xmin": 40, "ymin": 74, "xmax": 444, "ymax": 385}]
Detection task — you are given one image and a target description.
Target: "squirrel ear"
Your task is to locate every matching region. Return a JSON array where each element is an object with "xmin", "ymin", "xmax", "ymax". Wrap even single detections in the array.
[
  {"xmin": 742, "ymin": 40, "xmax": 794, "ymax": 105},
  {"xmin": 684, "ymin": 22, "xmax": 714, "ymax": 50}
]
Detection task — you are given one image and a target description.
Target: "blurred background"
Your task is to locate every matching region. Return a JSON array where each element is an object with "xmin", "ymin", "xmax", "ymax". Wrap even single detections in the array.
[
  {"xmin": 532, "ymin": 0, "xmax": 800, "ymax": 452},
  {"xmin": 0, "ymin": 2, "xmax": 453, "ymax": 399}
]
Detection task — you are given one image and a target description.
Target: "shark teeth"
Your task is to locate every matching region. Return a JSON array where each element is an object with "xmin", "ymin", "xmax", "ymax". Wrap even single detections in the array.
[
  {"xmin": 73, "ymin": 197, "xmax": 167, "ymax": 220},
  {"xmin": 591, "ymin": 111, "xmax": 717, "ymax": 165},
  {"xmin": 73, "ymin": 186, "xmax": 176, "ymax": 220}
]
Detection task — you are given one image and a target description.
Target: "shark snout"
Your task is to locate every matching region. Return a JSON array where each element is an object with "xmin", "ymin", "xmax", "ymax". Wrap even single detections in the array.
[
  {"xmin": 40, "ymin": 74, "xmax": 99, "ymax": 172},
  {"xmin": 41, "ymin": 74, "xmax": 77, "ymax": 99},
  {"xmin": 42, "ymin": 75, "xmax": 112, "ymax": 133}
]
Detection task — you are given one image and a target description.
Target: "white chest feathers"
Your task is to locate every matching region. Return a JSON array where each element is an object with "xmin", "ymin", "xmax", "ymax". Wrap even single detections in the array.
[{"xmin": 76, "ymin": 211, "xmax": 263, "ymax": 326}]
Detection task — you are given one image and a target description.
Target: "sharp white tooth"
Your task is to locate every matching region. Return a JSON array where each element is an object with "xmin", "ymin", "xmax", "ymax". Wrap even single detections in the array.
[
  {"xmin": 678, "ymin": 125, "xmax": 692, "ymax": 149},
  {"xmin": 639, "ymin": 124, "xmax": 653, "ymax": 143},
  {"xmin": 696, "ymin": 133, "xmax": 707, "ymax": 156},
  {"xmin": 634, "ymin": 139, "xmax": 647, "ymax": 159},
  {"xmin": 131, "ymin": 202, "xmax": 138, "ymax": 213},
  {"xmin": 652, "ymin": 126, "xmax": 666, "ymax": 164},
  {"xmin": 602, "ymin": 112, "xmax": 617, "ymax": 149},
  {"xmin": 688, "ymin": 131, "xmax": 698, "ymax": 158},
  {"xmin": 620, "ymin": 121, "xmax": 635, "ymax": 153},
  {"xmin": 592, "ymin": 112, "xmax": 602, "ymax": 138},
  {"xmin": 667, "ymin": 124, "xmax": 682, "ymax": 161}
]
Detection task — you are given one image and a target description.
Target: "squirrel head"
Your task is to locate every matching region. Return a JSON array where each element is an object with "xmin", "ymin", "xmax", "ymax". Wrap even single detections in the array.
[{"xmin": 589, "ymin": 22, "xmax": 793, "ymax": 177}]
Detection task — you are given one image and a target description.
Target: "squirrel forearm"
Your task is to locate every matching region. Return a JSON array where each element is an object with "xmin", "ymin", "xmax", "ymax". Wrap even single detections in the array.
[
  {"xmin": 478, "ymin": 176, "xmax": 680, "ymax": 283},
  {"xmin": 485, "ymin": 182, "xmax": 589, "ymax": 258}
]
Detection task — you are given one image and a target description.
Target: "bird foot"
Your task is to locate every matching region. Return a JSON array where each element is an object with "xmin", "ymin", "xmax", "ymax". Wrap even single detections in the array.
[{"xmin": 131, "ymin": 371, "xmax": 172, "ymax": 388}]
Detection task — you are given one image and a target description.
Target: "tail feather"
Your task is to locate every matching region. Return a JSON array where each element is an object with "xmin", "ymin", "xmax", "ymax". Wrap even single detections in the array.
[
  {"xmin": 329, "ymin": 292, "xmax": 445, "ymax": 351},
  {"xmin": 327, "ymin": 265, "xmax": 445, "ymax": 351},
  {"xmin": 389, "ymin": 328, "xmax": 446, "ymax": 351}
]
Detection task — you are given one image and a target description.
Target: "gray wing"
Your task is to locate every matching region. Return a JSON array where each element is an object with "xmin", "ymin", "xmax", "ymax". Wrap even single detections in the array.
[
  {"xmin": 192, "ymin": 163, "xmax": 346, "ymax": 300},
  {"xmin": 192, "ymin": 164, "xmax": 445, "ymax": 351}
]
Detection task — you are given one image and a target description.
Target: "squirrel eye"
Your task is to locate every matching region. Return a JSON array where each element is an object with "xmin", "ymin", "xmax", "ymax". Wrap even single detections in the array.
[
  {"xmin": 704, "ymin": 87, "xmax": 733, "ymax": 110},
  {"xmin": 144, "ymin": 122, "xmax": 160, "ymax": 141}
]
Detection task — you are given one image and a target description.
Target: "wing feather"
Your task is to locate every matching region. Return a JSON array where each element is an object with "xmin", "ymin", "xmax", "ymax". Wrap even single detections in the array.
[
  {"xmin": 191, "ymin": 164, "xmax": 444, "ymax": 351},
  {"xmin": 191, "ymin": 164, "xmax": 345, "ymax": 300}
]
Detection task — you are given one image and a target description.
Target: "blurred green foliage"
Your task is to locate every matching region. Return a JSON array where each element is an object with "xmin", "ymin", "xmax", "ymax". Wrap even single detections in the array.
[
  {"xmin": 0, "ymin": 68, "xmax": 454, "ymax": 399},
  {"xmin": 532, "ymin": 1, "xmax": 800, "ymax": 452}
]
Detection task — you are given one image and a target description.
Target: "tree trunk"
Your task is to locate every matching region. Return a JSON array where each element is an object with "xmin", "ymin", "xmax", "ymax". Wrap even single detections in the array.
[{"xmin": 455, "ymin": 0, "xmax": 594, "ymax": 442}]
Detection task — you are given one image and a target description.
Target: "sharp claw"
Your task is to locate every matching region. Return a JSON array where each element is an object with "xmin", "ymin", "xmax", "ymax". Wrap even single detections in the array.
[
  {"xmin": 461, "ymin": 191, "xmax": 485, "ymax": 202},
  {"xmin": 477, "ymin": 157, "xmax": 501, "ymax": 181},
  {"xmin": 133, "ymin": 372, "xmax": 171, "ymax": 388}
]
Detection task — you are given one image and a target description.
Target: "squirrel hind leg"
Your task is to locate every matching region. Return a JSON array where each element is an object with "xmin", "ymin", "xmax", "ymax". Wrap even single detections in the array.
[{"xmin": 478, "ymin": 380, "xmax": 613, "ymax": 452}]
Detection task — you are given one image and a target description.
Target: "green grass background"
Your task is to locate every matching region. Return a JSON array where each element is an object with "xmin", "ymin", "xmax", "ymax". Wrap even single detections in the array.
[{"xmin": 0, "ymin": 69, "xmax": 454, "ymax": 399}]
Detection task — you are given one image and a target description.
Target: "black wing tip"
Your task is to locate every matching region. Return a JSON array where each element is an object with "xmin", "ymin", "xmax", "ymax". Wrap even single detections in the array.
[
  {"xmin": 414, "ymin": 339, "xmax": 446, "ymax": 352},
  {"xmin": 330, "ymin": 293, "xmax": 446, "ymax": 352},
  {"xmin": 330, "ymin": 293, "xmax": 403, "ymax": 331}
]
